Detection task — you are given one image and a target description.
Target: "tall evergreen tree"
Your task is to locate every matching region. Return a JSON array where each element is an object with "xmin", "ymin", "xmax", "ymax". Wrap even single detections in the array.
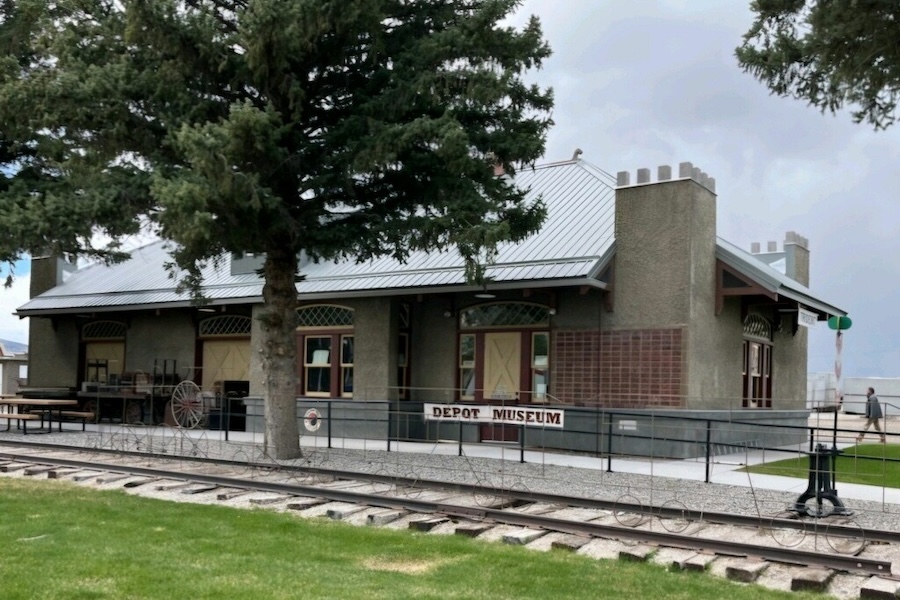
[
  {"xmin": 0, "ymin": 0, "xmax": 553, "ymax": 458},
  {"xmin": 737, "ymin": 0, "xmax": 900, "ymax": 129}
]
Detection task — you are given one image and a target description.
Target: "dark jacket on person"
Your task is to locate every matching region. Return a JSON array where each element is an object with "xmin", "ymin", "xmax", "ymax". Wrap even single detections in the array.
[{"xmin": 866, "ymin": 395, "xmax": 883, "ymax": 419}]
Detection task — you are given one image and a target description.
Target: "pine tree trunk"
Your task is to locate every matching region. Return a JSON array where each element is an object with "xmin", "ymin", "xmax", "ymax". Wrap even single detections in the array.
[{"xmin": 260, "ymin": 246, "xmax": 301, "ymax": 459}]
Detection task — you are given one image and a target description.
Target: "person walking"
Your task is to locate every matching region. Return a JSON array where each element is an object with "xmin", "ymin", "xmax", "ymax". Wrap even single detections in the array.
[{"xmin": 857, "ymin": 387, "xmax": 886, "ymax": 443}]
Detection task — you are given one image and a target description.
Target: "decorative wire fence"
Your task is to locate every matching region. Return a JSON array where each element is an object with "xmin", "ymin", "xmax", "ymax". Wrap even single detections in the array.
[{"xmin": 5, "ymin": 395, "xmax": 900, "ymax": 553}]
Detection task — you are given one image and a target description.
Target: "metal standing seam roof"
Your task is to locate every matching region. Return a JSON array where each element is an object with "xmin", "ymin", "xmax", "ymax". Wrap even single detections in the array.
[
  {"xmin": 716, "ymin": 238, "xmax": 846, "ymax": 317},
  {"xmin": 15, "ymin": 158, "xmax": 845, "ymax": 317}
]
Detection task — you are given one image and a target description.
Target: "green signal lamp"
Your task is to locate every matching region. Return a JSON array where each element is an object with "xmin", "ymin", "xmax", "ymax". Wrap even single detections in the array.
[{"xmin": 827, "ymin": 316, "xmax": 852, "ymax": 331}]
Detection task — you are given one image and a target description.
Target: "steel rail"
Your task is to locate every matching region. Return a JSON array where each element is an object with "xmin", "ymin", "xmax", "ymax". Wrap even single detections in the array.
[
  {"xmin": 0, "ymin": 438, "xmax": 892, "ymax": 544},
  {"xmin": 440, "ymin": 505, "xmax": 891, "ymax": 576},
  {"xmin": 0, "ymin": 441, "xmax": 896, "ymax": 544},
  {"xmin": 0, "ymin": 450, "xmax": 892, "ymax": 576}
]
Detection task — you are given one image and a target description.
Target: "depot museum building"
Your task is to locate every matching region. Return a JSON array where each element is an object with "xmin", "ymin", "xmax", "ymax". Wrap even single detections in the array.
[{"xmin": 17, "ymin": 157, "xmax": 845, "ymax": 457}]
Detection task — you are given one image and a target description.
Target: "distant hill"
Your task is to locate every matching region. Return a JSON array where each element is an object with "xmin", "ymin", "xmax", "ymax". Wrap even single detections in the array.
[{"xmin": 0, "ymin": 339, "xmax": 27, "ymax": 355}]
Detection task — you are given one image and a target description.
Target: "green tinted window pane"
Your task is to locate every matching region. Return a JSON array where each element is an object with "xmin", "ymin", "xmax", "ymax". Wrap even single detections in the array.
[
  {"xmin": 399, "ymin": 303, "xmax": 410, "ymax": 328},
  {"xmin": 306, "ymin": 338, "xmax": 331, "ymax": 364},
  {"xmin": 460, "ymin": 335, "xmax": 475, "ymax": 364},
  {"xmin": 533, "ymin": 333, "xmax": 549, "ymax": 361},
  {"xmin": 342, "ymin": 336, "xmax": 354, "ymax": 364},
  {"xmin": 297, "ymin": 305, "xmax": 354, "ymax": 328},
  {"xmin": 343, "ymin": 368, "xmax": 353, "ymax": 393},
  {"xmin": 82, "ymin": 320, "xmax": 127, "ymax": 340},
  {"xmin": 461, "ymin": 368, "xmax": 475, "ymax": 397},
  {"xmin": 307, "ymin": 367, "xmax": 330, "ymax": 393},
  {"xmin": 533, "ymin": 371, "xmax": 547, "ymax": 398},
  {"xmin": 460, "ymin": 303, "xmax": 550, "ymax": 328},
  {"xmin": 199, "ymin": 315, "xmax": 252, "ymax": 337}
]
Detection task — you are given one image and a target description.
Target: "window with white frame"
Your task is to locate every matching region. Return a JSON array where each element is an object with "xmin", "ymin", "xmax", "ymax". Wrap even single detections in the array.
[
  {"xmin": 459, "ymin": 333, "xmax": 476, "ymax": 400},
  {"xmin": 531, "ymin": 332, "xmax": 549, "ymax": 402},
  {"xmin": 296, "ymin": 305, "xmax": 354, "ymax": 398}
]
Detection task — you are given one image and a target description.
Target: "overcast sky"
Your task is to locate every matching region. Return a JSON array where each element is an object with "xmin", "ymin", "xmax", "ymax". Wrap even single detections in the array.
[{"xmin": 1, "ymin": 1, "xmax": 896, "ymax": 380}]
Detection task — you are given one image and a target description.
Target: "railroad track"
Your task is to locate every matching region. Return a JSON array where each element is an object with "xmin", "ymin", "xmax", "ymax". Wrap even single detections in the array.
[{"xmin": 2, "ymin": 442, "xmax": 898, "ymax": 598}]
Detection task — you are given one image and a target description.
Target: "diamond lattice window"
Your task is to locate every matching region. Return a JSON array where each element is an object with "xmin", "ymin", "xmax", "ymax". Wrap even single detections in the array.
[
  {"xmin": 297, "ymin": 305, "xmax": 354, "ymax": 328},
  {"xmin": 743, "ymin": 314, "xmax": 772, "ymax": 341},
  {"xmin": 81, "ymin": 320, "xmax": 126, "ymax": 340},
  {"xmin": 199, "ymin": 315, "xmax": 252, "ymax": 337},
  {"xmin": 460, "ymin": 303, "xmax": 550, "ymax": 329}
]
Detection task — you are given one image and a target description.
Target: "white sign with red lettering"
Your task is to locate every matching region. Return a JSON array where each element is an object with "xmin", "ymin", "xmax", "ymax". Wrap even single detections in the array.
[{"xmin": 423, "ymin": 403, "xmax": 565, "ymax": 428}]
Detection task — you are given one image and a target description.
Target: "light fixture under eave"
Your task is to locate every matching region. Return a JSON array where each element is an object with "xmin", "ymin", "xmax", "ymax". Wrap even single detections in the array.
[
  {"xmin": 197, "ymin": 307, "xmax": 216, "ymax": 313},
  {"xmin": 474, "ymin": 291, "xmax": 496, "ymax": 299}
]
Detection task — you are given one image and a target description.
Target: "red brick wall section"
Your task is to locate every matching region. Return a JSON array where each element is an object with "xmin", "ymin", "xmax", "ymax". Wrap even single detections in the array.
[
  {"xmin": 552, "ymin": 330, "xmax": 602, "ymax": 405},
  {"xmin": 552, "ymin": 328, "xmax": 685, "ymax": 408}
]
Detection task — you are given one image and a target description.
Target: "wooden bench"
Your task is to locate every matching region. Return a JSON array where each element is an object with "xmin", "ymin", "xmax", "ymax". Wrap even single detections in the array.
[
  {"xmin": 32, "ymin": 410, "xmax": 96, "ymax": 431},
  {"xmin": 0, "ymin": 412, "xmax": 42, "ymax": 434}
]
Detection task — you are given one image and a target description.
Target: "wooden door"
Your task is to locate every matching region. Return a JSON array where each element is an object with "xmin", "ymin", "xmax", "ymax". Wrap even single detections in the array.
[
  {"xmin": 481, "ymin": 332, "xmax": 521, "ymax": 442},
  {"xmin": 483, "ymin": 332, "xmax": 521, "ymax": 401},
  {"xmin": 202, "ymin": 340, "xmax": 251, "ymax": 391},
  {"xmin": 85, "ymin": 342, "xmax": 125, "ymax": 382}
]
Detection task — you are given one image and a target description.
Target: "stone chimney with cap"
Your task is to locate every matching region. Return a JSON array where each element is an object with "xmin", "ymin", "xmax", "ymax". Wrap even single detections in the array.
[
  {"xmin": 29, "ymin": 252, "xmax": 77, "ymax": 299},
  {"xmin": 26, "ymin": 252, "xmax": 80, "ymax": 388},
  {"xmin": 611, "ymin": 162, "xmax": 720, "ymax": 408},
  {"xmin": 612, "ymin": 161, "xmax": 717, "ymax": 328},
  {"xmin": 749, "ymin": 232, "xmax": 810, "ymax": 286}
]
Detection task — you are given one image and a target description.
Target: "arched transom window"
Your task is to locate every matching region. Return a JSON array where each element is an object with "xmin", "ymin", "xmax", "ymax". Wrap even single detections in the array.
[
  {"xmin": 82, "ymin": 320, "xmax": 126, "ymax": 340},
  {"xmin": 199, "ymin": 315, "xmax": 252, "ymax": 338},
  {"xmin": 460, "ymin": 302, "xmax": 551, "ymax": 329}
]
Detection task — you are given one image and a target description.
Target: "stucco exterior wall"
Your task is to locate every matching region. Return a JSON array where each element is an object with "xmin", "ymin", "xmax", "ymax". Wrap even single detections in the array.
[
  {"xmin": 0, "ymin": 357, "xmax": 26, "ymax": 394},
  {"xmin": 125, "ymin": 311, "xmax": 197, "ymax": 377},
  {"xmin": 695, "ymin": 297, "xmax": 745, "ymax": 409},
  {"xmin": 409, "ymin": 299, "xmax": 456, "ymax": 403},
  {"xmin": 773, "ymin": 325, "xmax": 808, "ymax": 410},
  {"xmin": 27, "ymin": 257, "xmax": 79, "ymax": 388},
  {"xmin": 353, "ymin": 297, "xmax": 398, "ymax": 401},
  {"xmin": 28, "ymin": 317, "xmax": 79, "ymax": 388},
  {"xmin": 612, "ymin": 178, "xmax": 713, "ymax": 328},
  {"xmin": 553, "ymin": 288, "xmax": 603, "ymax": 329}
]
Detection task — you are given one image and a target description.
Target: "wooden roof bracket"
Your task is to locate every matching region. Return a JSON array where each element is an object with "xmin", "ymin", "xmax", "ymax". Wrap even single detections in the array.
[{"xmin": 716, "ymin": 260, "xmax": 778, "ymax": 315}]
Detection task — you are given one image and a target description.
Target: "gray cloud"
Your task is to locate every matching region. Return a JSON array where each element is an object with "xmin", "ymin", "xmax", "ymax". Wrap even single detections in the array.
[{"xmin": 517, "ymin": 0, "xmax": 900, "ymax": 378}]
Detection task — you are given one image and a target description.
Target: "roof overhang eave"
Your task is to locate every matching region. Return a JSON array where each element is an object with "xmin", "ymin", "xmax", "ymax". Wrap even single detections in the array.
[
  {"xmin": 716, "ymin": 246, "xmax": 780, "ymax": 294},
  {"xmin": 586, "ymin": 242, "xmax": 616, "ymax": 279},
  {"xmin": 297, "ymin": 276, "xmax": 608, "ymax": 301},
  {"xmin": 16, "ymin": 277, "xmax": 609, "ymax": 317},
  {"xmin": 15, "ymin": 296, "xmax": 262, "ymax": 318},
  {"xmin": 715, "ymin": 245, "xmax": 846, "ymax": 317},
  {"xmin": 776, "ymin": 288, "xmax": 847, "ymax": 318}
]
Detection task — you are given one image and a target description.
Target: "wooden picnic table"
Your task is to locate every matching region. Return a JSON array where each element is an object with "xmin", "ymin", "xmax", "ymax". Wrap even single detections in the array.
[
  {"xmin": 0, "ymin": 398, "xmax": 79, "ymax": 434},
  {"xmin": 76, "ymin": 391, "xmax": 150, "ymax": 424}
]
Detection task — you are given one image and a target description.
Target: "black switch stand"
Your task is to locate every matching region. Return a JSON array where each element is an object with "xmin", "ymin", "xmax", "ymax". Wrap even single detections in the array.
[{"xmin": 793, "ymin": 443, "xmax": 853, "ymax": 517}]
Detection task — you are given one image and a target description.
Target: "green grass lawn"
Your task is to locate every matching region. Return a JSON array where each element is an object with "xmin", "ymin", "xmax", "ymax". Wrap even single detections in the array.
[
  {"xmin": 745, "ymin": 443, "xmax": 900, "ymax": 488},
  {"xmin": 0, "ymin": 477, "xmax": 818, "ymax": 600}
]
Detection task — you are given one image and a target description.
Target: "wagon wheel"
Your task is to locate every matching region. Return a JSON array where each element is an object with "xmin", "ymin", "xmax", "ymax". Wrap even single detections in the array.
[
  {"xmin": 124, "ymin": 399, "xmax": 143, "ymax": 424},
  {"xmin": 169, "ymin": 381, "xmax": 204, "ymax": 428},
  {"xmin": 82, "ymin": 399, "xmax": 99, "ymax": 422}
]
